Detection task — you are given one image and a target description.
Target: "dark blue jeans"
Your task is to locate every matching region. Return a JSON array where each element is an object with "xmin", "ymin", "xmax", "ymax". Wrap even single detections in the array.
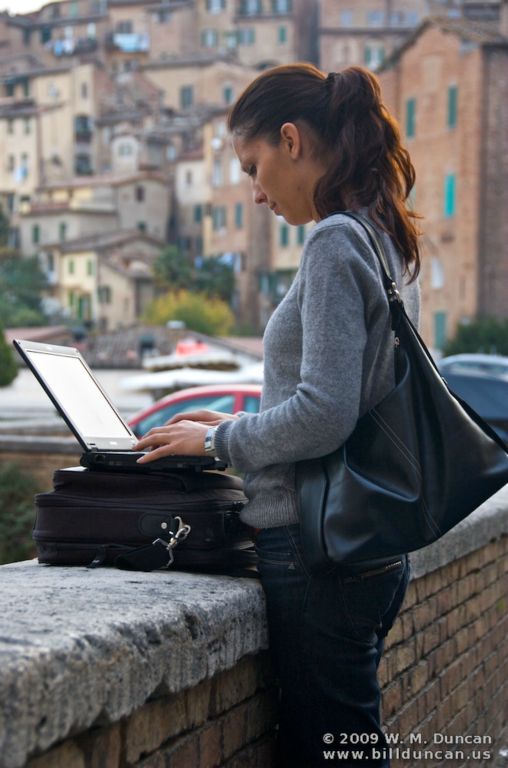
[{"xmin": 255, "ymin": 524, "xmax": 410, "ymax": 768}]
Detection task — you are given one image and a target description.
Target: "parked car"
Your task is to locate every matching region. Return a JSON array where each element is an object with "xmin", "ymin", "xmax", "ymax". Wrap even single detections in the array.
[
  {"xmin": 437, "ymin": 368, "xmax": 508, "ymax": 442},
  {"xmin": 128, "ymin": 384, "xmax": 262, "ymax": 437},
  {"xmin": 438, "ymin": 353, "xmax": 508, "ymax": 379}
]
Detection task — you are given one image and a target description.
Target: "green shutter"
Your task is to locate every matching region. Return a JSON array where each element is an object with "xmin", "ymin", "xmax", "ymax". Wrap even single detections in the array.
[
  {"xmin": 444, "ymin": 174, "xmax": 456, "ymax": 218},
  {"xmin": 279, "ymin": 224, "xmax": 289, "ymax": 246},
  {"xmin": 297, "ymin": 225, "xmax": 305, "ymax": 245},
  {"xmin": 447, "ymin": 85, "xmax": 458, "ymax": 129},
  {"xmin": 406, "ymin": 98, "xmax": 416, "ymax": 138},
  {"xmin": 32, "ymin": 224, "xmax": 40, "ymax": 244},
  {"xmin": 278, "ymin": 26, "xmax": 287, "ymax": 43},
  {"xmin": 434, "ymin": 311, "xmax": 447, "ymax": 350},
  {"xmin": 235, "ymin": 202, "xmax": 243, "ymax": 229}
]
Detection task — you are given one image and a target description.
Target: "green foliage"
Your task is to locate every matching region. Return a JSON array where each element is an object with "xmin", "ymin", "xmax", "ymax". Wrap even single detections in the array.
[
  {"xmin": 0, "ymin": 462, "xmax": 39, "ymax": 565},
  {"xmin": 443, "ymin": 317, "xmax": 508, "ymax": 356},
  {"xmin": 154, "ymin": 246, "xmax": 234, "ymax": 302},
  {"xmin": 0, "ymin": 327, "xmax": 17, "ymax": 387},
  {"xmin": 0, "ymin": 205, "xmax": 9, "ymax": 247},
  {"xmin": 143, "ymin": 290, "xmax": 235, "ymax": 336},
  {"xmin": 0, "ymin": 251, "xmax": 47, "ymax": 328}
]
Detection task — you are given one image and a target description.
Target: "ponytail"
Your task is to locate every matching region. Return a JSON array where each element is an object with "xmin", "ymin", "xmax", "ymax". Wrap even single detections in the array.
[{"xmin": 228, "ymin": 63, "xmax": 422, "ymax": 281}]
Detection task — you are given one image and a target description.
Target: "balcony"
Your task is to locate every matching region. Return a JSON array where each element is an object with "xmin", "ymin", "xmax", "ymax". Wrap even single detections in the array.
[{"xmin": 105, "ymin": 32, "xmax": 150, "ymax": 53}]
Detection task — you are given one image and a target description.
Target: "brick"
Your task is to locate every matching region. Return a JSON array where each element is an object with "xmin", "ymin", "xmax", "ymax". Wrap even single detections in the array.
[
  {"xmin": 209, "ymin": 656, "xmax": 259, "ymax": 717},
  {"xmin": 198, "ymin": 721, "xmax": 222, "ymax": 768},
  {"xmin": 412, "ymin": 599, "xmax": 438, "ymax": 632},
  {"xmin": 27, "ymin": 742, "xmax": 85, "ymax": 768},
  {"xmin": 422, "ymin": 622, "xmax": 440, "ymax": 656},
  {"xmin": 76, "ymin": 724, "xmax": 121, "ymax": 768},
  {"xmin": 409, "ymin": 661, "xmax": 429, "ymax": 696},
  {"xmin": 222, "ymin": 734, "xmax": 276, "ymax": 768},
  {"xmin": 185, "ymin": 678, "xmax": 212, "ymax": 729},
  {"xmin": 125, "ymin": 694, "xmax": 186, "ymax": 764},
  {"xmin": 245, "ymin": 689, "xmax": 279, "ymax": 743},
  {"xmin": 136, "ymin": 753, "xmax": 166, "ymax": 768},
  {"xmin": 392, "ymin": 642, "xmax": 416, "ymax": 675},
  {"xmin": 395, "ymin": 698, "xmax": 419, "ymax": 738},
  {"xmin": 165, "ymin": 733, "xmax": 200, "ymax": 768},
  {"xmin": 382, "ymin": 681, "xmax": 402, "ymax": 719},
  {"xmin": 222, "ymin": 700, "xmax": 248, "ymax": 759}
]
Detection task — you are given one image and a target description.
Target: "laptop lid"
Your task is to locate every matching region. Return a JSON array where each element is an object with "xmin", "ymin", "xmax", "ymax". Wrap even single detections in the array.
[{"xmin": 13, "ymin": 339, "xmax": 137, "ymax": 452}]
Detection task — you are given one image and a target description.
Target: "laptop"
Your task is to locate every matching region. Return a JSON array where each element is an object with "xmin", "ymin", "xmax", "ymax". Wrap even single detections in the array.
[{"xmin": 13, "ymin": 339, "xmax": 227, "ymax": 472}]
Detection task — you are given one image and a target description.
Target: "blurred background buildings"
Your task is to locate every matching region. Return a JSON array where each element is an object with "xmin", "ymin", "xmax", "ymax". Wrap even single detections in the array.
[{"xmin": 0, "ymin": 0, "xmax": 506, "ymax": 348}]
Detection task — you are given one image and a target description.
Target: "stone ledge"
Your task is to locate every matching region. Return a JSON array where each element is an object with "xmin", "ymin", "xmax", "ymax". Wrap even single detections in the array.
[{"xmin": 0, "ymin": 565, "xmax": 268, "ymax": 768}]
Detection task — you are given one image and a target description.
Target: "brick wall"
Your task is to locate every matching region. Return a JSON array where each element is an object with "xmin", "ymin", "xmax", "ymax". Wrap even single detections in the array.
[{"xmin": 19, "ymin": 533, "xmax": 507, "ymax": 768}]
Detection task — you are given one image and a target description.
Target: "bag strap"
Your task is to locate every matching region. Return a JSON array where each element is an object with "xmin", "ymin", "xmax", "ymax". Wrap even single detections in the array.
[{"xmin": 339, "ymin": 211, "xmax": 437, "ymax": 366}]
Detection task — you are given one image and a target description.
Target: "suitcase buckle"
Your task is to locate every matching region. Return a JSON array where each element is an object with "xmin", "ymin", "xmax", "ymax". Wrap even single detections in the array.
[{"xmin": 153, "ymin": 516, "xmax": 192, "ymax": 568}]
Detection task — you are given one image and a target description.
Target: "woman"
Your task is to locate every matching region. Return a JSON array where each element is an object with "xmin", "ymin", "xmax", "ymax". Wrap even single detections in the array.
[{"xmin": 134, "ymin": 63, "xmax": 421, "ymax": 767}]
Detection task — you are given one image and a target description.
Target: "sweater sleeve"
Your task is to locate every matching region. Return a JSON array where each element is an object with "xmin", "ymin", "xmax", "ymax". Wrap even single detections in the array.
[{"xmin": 214, "ymin": 223, "xmax": 376, "ymax": 472}]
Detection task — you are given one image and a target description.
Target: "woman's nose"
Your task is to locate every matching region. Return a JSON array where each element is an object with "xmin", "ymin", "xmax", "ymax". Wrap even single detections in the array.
[{"xmin": 253, "ymin": 184, "xmax": 267, "ymax": 205}]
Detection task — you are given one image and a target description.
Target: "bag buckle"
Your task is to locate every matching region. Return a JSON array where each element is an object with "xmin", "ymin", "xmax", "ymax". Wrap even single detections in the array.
[
  {"xmin": 153, "ymin": 516, "xmax": 191, "ymax": 568},
  {"xmin": 388, "ymin": 282, "xmax": 403, "ymax": 304}
]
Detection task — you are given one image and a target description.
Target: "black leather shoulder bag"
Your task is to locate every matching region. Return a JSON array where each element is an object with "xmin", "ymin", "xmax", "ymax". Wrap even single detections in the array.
[{"xmin": 295, "ymin": 212, "xmax": 508, "ymax": 573}]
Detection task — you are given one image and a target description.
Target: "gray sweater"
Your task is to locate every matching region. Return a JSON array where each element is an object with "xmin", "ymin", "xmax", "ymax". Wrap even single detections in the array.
[{"xmin": 214, "ymin": 213, "xmax": 421, "ymax": 529}]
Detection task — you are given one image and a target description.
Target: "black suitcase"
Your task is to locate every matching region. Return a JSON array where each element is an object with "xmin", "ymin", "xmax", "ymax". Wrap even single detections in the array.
[{"xmin": 33, "ymin": 467, "xmax": 258, "ymax": 574}]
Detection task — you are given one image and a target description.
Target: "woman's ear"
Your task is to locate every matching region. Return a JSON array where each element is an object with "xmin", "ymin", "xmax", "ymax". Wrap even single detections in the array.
[{"xmin": 280, "ymin": 122, "xmax": 302, "ymax": 159}]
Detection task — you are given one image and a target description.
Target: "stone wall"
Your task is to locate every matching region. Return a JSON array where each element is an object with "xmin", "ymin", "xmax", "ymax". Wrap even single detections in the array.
[{"xmin": 0, "ymin": 466, "xmax": 507, "ymax": 768}]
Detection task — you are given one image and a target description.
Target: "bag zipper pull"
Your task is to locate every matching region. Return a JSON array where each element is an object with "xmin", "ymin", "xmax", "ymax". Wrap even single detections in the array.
[{"xmin": 153, "ymin": 516, "xmax": 192, "ymax": 568}]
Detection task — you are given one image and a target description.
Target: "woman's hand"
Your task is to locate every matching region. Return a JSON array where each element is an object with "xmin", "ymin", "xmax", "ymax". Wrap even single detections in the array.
[
  {"xmin": 166, "ymin": 409, "xmax": 239, "ymax": 427},
  {"xmin": 133, "ymin": 420, "xmax": 209, "ymax": 463}
]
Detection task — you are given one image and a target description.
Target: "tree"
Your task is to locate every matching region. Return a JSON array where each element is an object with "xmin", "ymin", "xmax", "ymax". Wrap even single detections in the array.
[
  {"xmin": 0, "ymin": 327, "xmax": 17, "ymax": 387},
  {"xmin": 0, "ymin": 252, "xmax": 48, "ymax": 327},
  {"xmin": 143, "ymin": 290, "xmax": 234, "ymax": 336},
  {"xmin": 443, "ymin": 316, "xmax": 508, "ymax": 356},
  {"xmin": 154, "ymin": 246, "xmax": 235, "ymax": 303},
  {"xmin": 0, "ymin": 462, "xmax": 38, "ymax": 565}
]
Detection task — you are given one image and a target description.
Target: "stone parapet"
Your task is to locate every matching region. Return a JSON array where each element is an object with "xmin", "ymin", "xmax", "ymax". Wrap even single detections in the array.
[{"xmin": 0, "ymin": 485, "xmax": 507, "ymax": 768}]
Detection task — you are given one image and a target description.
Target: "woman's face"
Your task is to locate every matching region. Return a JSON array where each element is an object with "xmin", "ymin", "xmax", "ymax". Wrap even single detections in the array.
[{"xmin": 233, "ymin": 124, "xmax": 324, "ymax": 225}]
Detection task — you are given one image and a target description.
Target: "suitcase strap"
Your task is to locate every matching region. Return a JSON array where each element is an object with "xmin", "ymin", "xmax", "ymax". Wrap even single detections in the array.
[{"xmin": 88, "ymin": 516, "xmax": 192, "ymax": 572}]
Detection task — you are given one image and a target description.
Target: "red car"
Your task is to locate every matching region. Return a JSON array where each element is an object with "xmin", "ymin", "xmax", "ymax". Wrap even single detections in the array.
[{"xmin": 128, "ymin": 384, "xmax": 262, "ymax": 438}]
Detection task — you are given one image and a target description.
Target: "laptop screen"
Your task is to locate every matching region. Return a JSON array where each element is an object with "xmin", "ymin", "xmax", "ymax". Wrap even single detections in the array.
[{"xmin": 22, "ymin": 348, "xmax": 133, "ymax": 443}]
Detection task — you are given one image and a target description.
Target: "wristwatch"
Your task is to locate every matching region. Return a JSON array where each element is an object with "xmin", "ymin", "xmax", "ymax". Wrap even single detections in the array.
[{"xmin": 204, "ymin": 426, "xmax": 217, "ymax": 455}]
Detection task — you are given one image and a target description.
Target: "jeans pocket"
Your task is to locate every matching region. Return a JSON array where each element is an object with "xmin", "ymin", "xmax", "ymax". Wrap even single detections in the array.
[{"xmin": 339, "ymin": 558, "xmax": 409, "ymax": 643}]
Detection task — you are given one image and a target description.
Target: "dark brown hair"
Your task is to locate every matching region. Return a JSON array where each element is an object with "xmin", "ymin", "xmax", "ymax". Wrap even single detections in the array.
[{"xmin": 228, "ymin": 62, "xmax": 421, "ymax": 280}]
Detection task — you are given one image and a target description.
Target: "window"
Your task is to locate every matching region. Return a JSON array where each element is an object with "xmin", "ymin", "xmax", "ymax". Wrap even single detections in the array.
[
  {"xmin": 194, "ymin": 204, "xmax": 202, "ymax": 223},
  {"xmin": 138, "ymin": 222, "xmax": 146, "ymax": 233},
  {"xmin": 272, "ymin": 0, "xmax": 292, "ymax": 13},
  {"xmin": 406, "ymin": 97, "xmax": 416, "ymax": 138},
  {"xmin": 32, "ymin": 224, "xmax": 40, "ymax": 244},
  {"xmin": 23, "ymin": 80, "xmax": 29, "ymax": 97},
  {"xmin": 81, "ymin": 82, "xmax": 88, "ymax": 99},
  {"xmin": 229, "ymin": 158, "xmax": 241, "ymax": 184},
  {"xmin": 243, "ymin": 395, "xmax": 260, "ymax": 413},
  {"xmin": 223, "ymin": 85, "xmax": 234, "ymax": 104},
  {"xmin": 7, "ymin": 155, "xmax": 15, "ymax": 172},
  {"xmin": 136, "ymin": 185, "xmax": 145, "ymax": 202},
  {"xmin": 241, "ymin": 0, "xmax": 261, "ymax": 14},
  {"xmin": 212, "ymin": 206, "xmax": 227, "ymax": 230},
  {"xmin": 24, "ymin": 118, "xmax": 31, "ymax": 135},
  {"xmin": 237, "ymin": 28, "xmax": 255, "ymax": 44},
  {"xmin": 389, "ymin": 10, "xmax": 405, "ymax": 26},
  {"xmin": 367, "ymin": 10, "xmax": 384, "ymax": 26},
  {"xmin": 41, "ymin": 27, "xmax": 52, "ymax": 44},
  {"xmin": 20, "ymin": 153, "xmax": 29, "ymax": 178},
  {"xmin": 157, "ymin": 9, "xmax": 170, "ymax": 22},
  {"xmin": 206, "ymin": 0, "xmax": 226, "ymax": 12},
  {"xmin": 201, "ymin": 29, "xmax": 218, "ymax": 47},
  {"xmin": 278, "ymin": 26, "xmax": 287, "ymax": 44},
  {"xmin": 59, "ymin": 222, "xmax": 67, "ymax": 241},
  {"xmin": 180, "ymin": 86, "xmax": 194, "ymax": 109},
  {"xmin": 7, "ymin": 120, "xmax": 14, "ymax": 135},
  {"xmin": 364, "ymin": 43, "xmax": 384, "ymax": 69},
  {"xmin": 118, "ymin": 142, "xmax": 133, "ymax": 157},
  {"xmin": 235, "ymin": 202, "xmax": 244, "ymax": 229},
  {"xmin": 185, "ymin": 169, "xmax": 193, "ymax": 186},
  {"xmin": 279, "ymin": 223, "xmax": 289, "ymax": 246},
  {"xmin": 116, "ymin": 20, "xmax": 133, "ymax": 33},
  {"xmin": 212, "ymin": 158, "xmax": 223, "ymax": 187},
  {"xmin": 23, "ymin": 28, "xmax": 31, "ymax": 45},
  {"xmin": 339, "ymin": 9, "xmax": 353, "ymax": 26},
  {"xmin": 68, "ymin": 258, "xmax": 74, "ymax": 274},
  {"xmin": 224, "ymin": 30, "xmax": 238, "ymax": 48},
  {"xmin": 87, "ymin": 260, "xmax": 94, "ymax": 276},
  {"xmin": 444, "ymin": 173, "xmax": 456, "ymax": 218},
  {"xmin": 447, "ymin": 85, "xmax": 458, "ymax": 129},
  {"xmin": 98, "ymin": 286, "xmax": 112, "ymax": 304},
  {"xmin": 431, "ymin": 258, "xmax": 445, "ymax": 290},
  {"xmin": 434, "ymin": 311, "xmax": 447, "ymax": 350},
  {"xmin": 297, "ymin": 225, "xmax": 305, "ymax": 245}
]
